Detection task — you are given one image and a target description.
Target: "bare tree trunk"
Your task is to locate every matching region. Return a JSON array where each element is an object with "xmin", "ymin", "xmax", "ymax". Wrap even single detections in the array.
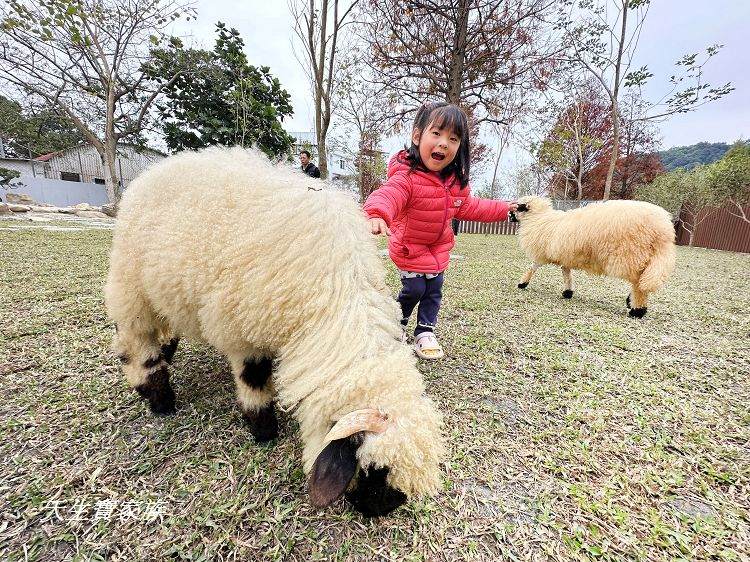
[
  {"xmin": 104, "ymin": 82, "xmax": 121, "ymax": 205},
  {"xmin": 103, "ymin": 141, "xmax": 119, "ymax": 203},
  {"xmin": 292, "ymin": 0, "xmax": 356, "ymax": 180},
  {"xmin": 318, "ymin": 115, "xmax": 330, "ymax": 179},
  {"xmin": 447, "ymin": 0, "xmax": 469, "ymax": 104},
  {"xmin": 603, "ymin": 1, "xmax": 629, "ymax": 201}
]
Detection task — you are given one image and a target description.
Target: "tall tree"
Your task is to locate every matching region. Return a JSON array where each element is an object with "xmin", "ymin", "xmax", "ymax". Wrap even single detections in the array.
[
  {"xmin": 706, "ymin": 143, "xmax": 750, "ymax": 225},
  {"xmin": 330, "ymin": 36, "xmax": 393, "ymax": 201},
  {"xmin": 365, "ymin": 0, "xmax": 558, "ymax": 125},
  {"xmin": 364, "ymin": 0, "xmax": 559, "ymax": 177},
  {"xmin": 636, "ymin": 166, "xmax": 716, "ymax": 246},
  {"xmin": 0, "ymin": 0, "xmax": 195, "ymax": 205},
  {"xmin": 147, "ymin": 23, "xmax": 294, "ymax": 157},
  {"xmin": 535, "ymin": 81, "xmax": 611, "ymax": 200},
  {"xmin": 289, "ymin": 0, "xmax": 358, "ymax": 179},
  {"xmin": 561, "ymin": 0, "xmax": 733, "ymax": 200}
]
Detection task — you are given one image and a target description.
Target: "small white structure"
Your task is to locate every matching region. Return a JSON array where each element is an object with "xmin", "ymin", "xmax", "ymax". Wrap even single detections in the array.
[
  {"xmin": 35, "ymin": 143, "xmax": 164, "ymax": 186},
  {"xmin": 0, "ymin": 157, "xmax": 36, "ymax": 177},
  {"xmin": 1, "ymin": 143, "xmax": 164, "ymax": 207}
]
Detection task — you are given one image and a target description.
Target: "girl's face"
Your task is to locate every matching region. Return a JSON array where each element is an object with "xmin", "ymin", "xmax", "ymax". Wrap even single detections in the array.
[{"xmin": 412, "ymin": 122, "xmax": 461, "ymax": 173}]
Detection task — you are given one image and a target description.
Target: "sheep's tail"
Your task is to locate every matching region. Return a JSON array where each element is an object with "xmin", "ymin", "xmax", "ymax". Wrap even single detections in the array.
[{"xmin": 638, "ymin": 239, "xmax": 676, "ymax": 294}]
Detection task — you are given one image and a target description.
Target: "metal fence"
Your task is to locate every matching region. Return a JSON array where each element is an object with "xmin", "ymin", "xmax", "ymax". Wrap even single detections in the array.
[
  {"xmin": 457, "ymin": 200, "xmax": 595, "ymax": 236},
  {"xmin": 457, "ymin": 199, "xmax": 749, "ymax": 254},
  {"xmin": 458, "ymin": 219, "xmax": 518, "ymax": 235},
  {"xmin": 675, "ymin": 203, "xmax": 750, "ymax": 253}
]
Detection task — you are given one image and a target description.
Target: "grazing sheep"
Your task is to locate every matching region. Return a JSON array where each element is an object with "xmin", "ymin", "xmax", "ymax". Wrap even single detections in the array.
[
  {"xmin": 512, "ymin": 196, "xmax": 676, "ymax": 317},
  {"xmin": 104, "ymin": 147, "xmax": 445, "ymax": 517}
]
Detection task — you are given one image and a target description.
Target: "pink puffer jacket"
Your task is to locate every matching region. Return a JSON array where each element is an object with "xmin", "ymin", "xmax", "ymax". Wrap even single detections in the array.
[{"xmin": 364, "ymin": 151, "xmax": 510, "ymax": 272}]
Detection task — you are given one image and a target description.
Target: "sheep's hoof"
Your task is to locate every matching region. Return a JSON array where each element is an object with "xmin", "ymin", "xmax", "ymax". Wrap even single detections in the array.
[
  {"xmin": 517, "ymin": 282, "xmax": 528, "ymax": 289},
  {"xmin": 628, "ymin": 307, "xmax": 647, "ymax": 318},
  {"xmin": 626, "ymin": 295, "xmax": 632, "ymax": 309},
  {"xmin": 562, "ymin": 289, "xmax": 574, "ymax": 299},
  {"xmin": 345, "ymin": 466, "xmax": 407, "ymax": 517},
  {"xmin": 243, "ymin": 403, "xmax": 279, "ymax": 442}
]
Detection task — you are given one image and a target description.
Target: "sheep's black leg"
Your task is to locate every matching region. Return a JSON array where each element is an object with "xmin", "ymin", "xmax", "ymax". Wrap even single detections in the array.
[
  {"xmin": 561, "ymin": 267, "xmax": 573, "ymax": 299},
  {"xmin": 518, "ymin": 263, "xmax": 540, "ymax": 289},
  {"xmin": 233, "ymin": 356, "xmax": 278, "ymax": 443},
  {"xmin": 160, "ymin": 338, "xmax": 180, "ymax": 364},
  {"xmin": 627, "ymin": 286, "xmax": 648, "ymax": 318},
  {"xmin": 115, "ymin": 326, "xmax": 176, "ymax": 415}
]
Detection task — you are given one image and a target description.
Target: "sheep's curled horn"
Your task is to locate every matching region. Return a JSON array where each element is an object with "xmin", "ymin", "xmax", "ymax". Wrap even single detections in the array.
[{"xmin": 308, "ymin": 409, "xmax": 390, "ymax": 507}]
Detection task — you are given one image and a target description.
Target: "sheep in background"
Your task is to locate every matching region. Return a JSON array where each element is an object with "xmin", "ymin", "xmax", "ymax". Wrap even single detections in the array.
[
  {"xmin": 512, "ymin": 196, "xmax": 676, "ymax": 317},
  {"xmin": 104, "ymin": 147, "xmax": 445, "ymax": 517}
]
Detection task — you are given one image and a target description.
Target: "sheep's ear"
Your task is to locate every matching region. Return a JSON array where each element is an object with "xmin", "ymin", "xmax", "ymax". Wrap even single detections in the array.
[
  {"xmin": 517, "ymin": 203, "xmax": 529, "ymax": 212},
  {"xmin": 308, "ymin": 435, "xmax": 361, "ymax": 507}
]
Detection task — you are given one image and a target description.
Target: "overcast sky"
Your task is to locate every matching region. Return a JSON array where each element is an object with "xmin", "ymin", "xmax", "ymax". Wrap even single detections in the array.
[{"xmin": 171, "ymin": 1, "xmax": 748, "ymax": 160}]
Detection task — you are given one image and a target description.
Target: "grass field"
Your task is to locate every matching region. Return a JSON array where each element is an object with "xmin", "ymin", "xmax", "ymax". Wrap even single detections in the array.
[{"xmin": 1, "ymin": 219, "xmax": 748, "ymax": 561}]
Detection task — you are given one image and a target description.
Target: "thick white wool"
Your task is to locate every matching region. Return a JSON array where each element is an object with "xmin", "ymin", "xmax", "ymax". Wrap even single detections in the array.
[
  {"xmin": 104, "ymin": 146, "xmax": 445, "ymax": 498},
  {"xmin": 516, "ymin": 196, "xmax": 676, "ymax": 294}
]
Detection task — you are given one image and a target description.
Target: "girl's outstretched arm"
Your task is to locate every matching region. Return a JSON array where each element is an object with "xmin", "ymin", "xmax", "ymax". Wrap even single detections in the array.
[
  {"xmin": 455, "ymin": 187, "xmax": 513, "ymax": 223},
  {"xmin": 363, "ymin": 171, "xmax": 412, "ymax": 225}
]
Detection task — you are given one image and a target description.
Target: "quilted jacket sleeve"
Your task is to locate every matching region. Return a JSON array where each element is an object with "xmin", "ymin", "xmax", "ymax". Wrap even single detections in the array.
[
  {"xmin": 455, "ymin": 187, "xmax": 510, "ymax": 223},
  {"xmin": 363, "ymin": 170, "xmax": 411, "ymax": 225}
]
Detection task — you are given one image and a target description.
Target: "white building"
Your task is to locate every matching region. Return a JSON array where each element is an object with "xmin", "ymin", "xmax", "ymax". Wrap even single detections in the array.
[
  {"xmin": 1, "ymin": 143, "xmax": 165, "ymax": 207},
  {"xmin": 290, "ymin": 131, "xmax": 354, "ymax": 180},
  {"xmin": 35, "ymin": 143, "xmax": 164, "ymax": 186},
  {"xmin": 0, "ymin": 157, "xmax": 35, "ymax": 177}
]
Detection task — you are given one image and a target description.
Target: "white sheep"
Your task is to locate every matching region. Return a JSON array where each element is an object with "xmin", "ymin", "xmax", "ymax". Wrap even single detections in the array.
[
  {"xmin": 512, "ymin": 196, "xmax": 676, "ymax": 317},
  {"xmin": 104, "ymin": 146, "xmax": 445, "ymax": 517}
]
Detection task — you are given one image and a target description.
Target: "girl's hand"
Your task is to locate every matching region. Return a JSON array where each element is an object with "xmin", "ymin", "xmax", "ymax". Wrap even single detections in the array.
[
  {"xmin": 508, "ymin": 202, "xmax": 519, "ymax": 212},
  {"xmin": 368, "ymin": 217, "xmax": 391, "ymax": 236}
]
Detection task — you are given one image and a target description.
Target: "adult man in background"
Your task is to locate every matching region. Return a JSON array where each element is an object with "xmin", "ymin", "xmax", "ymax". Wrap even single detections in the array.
[{"xmin": 300, "ymin": 150, "xmax": 321, "ymax": 178}]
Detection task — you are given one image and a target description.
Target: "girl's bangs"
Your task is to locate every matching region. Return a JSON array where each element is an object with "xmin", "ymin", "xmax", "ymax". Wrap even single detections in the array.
[{"xmin": 427, "ymin": 106, "xmax": 466, "ymax": 139}]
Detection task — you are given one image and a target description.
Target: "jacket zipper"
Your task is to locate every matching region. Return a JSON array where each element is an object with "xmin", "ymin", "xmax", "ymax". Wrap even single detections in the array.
[
  {"xmin": 437, "ymin": 178, "xmax": 450, "ymax": 243},
  {"xmin": 428, "ymin": 178, "xmax": 451, "ymax": 270}
]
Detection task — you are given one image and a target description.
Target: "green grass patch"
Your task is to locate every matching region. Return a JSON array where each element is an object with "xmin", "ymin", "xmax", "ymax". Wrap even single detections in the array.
[{"xmin": 1, "ymin": 226, "xmax": 748, "ymax": 561}]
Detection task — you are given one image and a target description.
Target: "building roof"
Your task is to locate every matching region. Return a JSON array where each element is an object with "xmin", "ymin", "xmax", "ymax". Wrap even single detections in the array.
[{"xmin": 33, "ymin": 143, "xmax": 166, "ymax": 162}]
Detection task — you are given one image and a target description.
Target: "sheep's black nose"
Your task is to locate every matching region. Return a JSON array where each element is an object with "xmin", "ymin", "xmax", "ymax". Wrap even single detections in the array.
[
  {"xmin": 509, "ymin": 212, "xmax": 519, "ymax": 223},
  {"xmin": 345, "ymin": 466, "xmax": 407, "ymax": 517}
]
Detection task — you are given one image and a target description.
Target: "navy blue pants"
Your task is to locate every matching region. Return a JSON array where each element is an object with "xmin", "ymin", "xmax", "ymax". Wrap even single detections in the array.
[{"xmin": 398, "ymin": 273, "xmax": 444, "ymax": 336}]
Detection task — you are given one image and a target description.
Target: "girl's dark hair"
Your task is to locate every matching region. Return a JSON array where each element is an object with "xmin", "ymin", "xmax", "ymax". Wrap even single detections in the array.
[{"xmin": 404, "ymin": 102, "xmax": 471, "ymax": 188}]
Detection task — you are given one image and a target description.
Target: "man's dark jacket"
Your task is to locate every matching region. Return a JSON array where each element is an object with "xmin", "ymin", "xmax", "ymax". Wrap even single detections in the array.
[{"xmin": 302, "ymin": 163, "xmax": 321, "ymax": 178}]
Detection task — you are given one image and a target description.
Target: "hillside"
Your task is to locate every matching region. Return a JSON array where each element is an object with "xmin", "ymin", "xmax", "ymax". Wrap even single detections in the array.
[{"xmin": 658, "ymin": 142, "xmax": 734, "ymax": 171}]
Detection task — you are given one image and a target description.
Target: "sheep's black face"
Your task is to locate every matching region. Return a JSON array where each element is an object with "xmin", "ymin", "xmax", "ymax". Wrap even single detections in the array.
[
  {"xmin": 308, "ymin": 434, "xmax": 407, "ymax": 517},
  {"xmin": 345, "ymin": 466, "xmax": 407, "ymax": 517},
  {"xmin": 510, "ymin": 202, "xmax": 529, "ymax": 223}
]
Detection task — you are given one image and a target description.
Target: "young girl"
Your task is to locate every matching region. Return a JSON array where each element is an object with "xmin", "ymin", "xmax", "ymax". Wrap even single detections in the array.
[{"xmin": 364, "ymin": 102, "xmax": 517, "ymax": 359}]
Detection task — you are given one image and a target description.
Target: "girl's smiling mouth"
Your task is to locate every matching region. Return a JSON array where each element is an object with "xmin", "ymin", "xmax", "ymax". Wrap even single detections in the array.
[{"xmin": 431, "ymin": 152, "xmax": 445, "ymax": 161}]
